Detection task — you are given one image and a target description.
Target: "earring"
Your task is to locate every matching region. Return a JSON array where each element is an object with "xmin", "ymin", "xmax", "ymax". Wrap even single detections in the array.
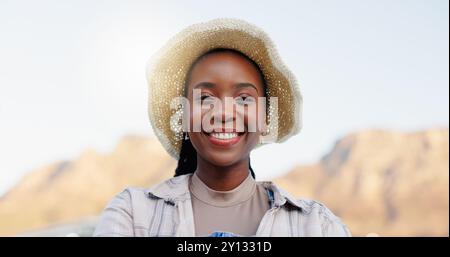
[
  {"xmin": 261, "ymin": 105, "xmax": 273, "ymax": 136},
  {"xmin": 170, "ymin": 108, "xmax": 184, "ymax": 142},
  {"xmin": 259, "ymin": 102, "xmax": 278, "ymax": 144}
]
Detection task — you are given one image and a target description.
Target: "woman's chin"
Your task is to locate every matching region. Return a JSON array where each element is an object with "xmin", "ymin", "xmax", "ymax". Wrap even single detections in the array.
[{"xmin": 204, "ymin": 151, "xmax": 244, "ymax": 167}]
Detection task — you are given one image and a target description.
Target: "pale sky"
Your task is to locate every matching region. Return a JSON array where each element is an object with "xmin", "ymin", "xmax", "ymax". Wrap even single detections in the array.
[{"xmin": 0, "ymin": 0, "xmax": 448, "ymax": 195}]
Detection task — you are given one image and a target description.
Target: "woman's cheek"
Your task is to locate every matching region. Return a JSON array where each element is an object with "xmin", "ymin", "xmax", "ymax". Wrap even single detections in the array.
[
  {"xmin": 188, "ymin": 103, "xmax": 204, "ymax": 132},
  {"xmin": 244, "ymin": 104, "xmax": 261, "ymax": 133}
]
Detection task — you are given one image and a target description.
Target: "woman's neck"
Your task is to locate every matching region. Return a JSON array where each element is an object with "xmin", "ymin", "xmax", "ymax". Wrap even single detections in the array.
[{"xmin": 195, "ymin": 157, "xmax": 250, "ymax": 191}]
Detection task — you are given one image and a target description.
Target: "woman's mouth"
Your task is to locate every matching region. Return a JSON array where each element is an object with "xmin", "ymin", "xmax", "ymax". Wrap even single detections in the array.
[{"xmin": 204, "ymin": 131, "xmax": 245, "ymax": 147}]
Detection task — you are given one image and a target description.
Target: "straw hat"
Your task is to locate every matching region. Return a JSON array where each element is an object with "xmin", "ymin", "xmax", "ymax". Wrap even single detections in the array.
[{"xmin": 146, "ymin": 18, "xmax": 302, "ymax": 159}]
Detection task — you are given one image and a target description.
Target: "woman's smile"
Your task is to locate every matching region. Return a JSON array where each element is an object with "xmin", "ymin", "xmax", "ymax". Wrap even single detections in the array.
[{"xmin": 203, "ymin": 131, "xmax": 246, "ymax": 147}]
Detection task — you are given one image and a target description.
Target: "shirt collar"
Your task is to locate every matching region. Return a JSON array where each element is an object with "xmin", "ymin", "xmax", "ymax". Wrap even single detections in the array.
[
  {"xmin": 145, "ymin": 174, "xmax": 192, "ymax": 204},
  {"xmin": 145, "ymin": 173, "xmax": 308, "ymax": 212}
]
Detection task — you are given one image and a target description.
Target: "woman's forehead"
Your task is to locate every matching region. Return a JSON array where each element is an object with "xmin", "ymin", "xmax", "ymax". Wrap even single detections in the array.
[{"xmin": 187, "ymin": 50, "xmax": 265, "ymax": 93}]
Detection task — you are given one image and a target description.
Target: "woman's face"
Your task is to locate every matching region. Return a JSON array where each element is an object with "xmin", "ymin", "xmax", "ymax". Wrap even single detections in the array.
[{"xmin": 186, "ymin": 51, "xmax": 265, "ymax": 167}]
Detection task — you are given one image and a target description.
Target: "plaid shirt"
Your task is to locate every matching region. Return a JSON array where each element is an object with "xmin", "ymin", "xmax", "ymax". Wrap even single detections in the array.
[{"xmin": 94, "ymin": 174, "xmax": 351, "ymax": 237}]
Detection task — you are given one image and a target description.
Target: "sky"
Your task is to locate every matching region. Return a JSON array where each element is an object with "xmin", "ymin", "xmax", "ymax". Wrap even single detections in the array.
[{"xmin": 0, "ymin": 0, "xmax": 448, "ymax": 195}]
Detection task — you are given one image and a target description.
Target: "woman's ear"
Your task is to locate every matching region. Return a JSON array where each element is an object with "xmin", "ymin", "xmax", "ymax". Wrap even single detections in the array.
[
  {"xmin": 259, "ymin": 118, "xmax": 269, "ymax": 136},
  {"xmin": 260, "ymin": 129, "xmax": 269, "ymax": 137},
  {"xmin": 259, "ymin": 126, "xmax": 268, "ymax": 145}
]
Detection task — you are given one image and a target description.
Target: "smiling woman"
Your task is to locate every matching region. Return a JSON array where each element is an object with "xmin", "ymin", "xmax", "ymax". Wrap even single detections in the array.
[{"xmin": 93, "ymin": 18, "xmax": 351, "ymax": 237}]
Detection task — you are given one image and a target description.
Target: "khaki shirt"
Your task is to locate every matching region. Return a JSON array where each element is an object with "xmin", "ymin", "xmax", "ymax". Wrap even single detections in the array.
[{"xmin": 94, "ymin": 174, "xmax": 351, "ymax": 237}]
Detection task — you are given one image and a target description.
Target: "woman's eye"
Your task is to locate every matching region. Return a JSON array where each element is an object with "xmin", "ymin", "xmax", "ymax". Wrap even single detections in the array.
[
  {"xmin": 196, "ymin": 94, "xmax": 211, "ymax": 102},
  {"xmin": 199, "ymin": 94, "xmax": 216, "ymax": 105},
  {"xmin": 235, "ymin": 95, "xmax": 256, "ymax": 105},
  {"xmin": 201, "ymin": 95, "xmax": 211, "ymax": 101}
]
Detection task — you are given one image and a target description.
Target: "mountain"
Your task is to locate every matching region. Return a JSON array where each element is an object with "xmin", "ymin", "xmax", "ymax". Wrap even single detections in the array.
[
  {"xmin": 274, "ymin": 128, "xmax": 449, "ymax": 236},
  {"xmin": 0, "ymin": 129, "xmax": 448, "ymax": 236},
  {"xmin": 0, "ymin": 135, "xmax": 175, "ymax": 236}
]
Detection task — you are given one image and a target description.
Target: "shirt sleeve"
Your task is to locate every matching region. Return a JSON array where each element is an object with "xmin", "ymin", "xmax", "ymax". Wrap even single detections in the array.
[
  {"xmin": 93, "ymin": 189, "xmax": 134, "ymax": 237},
  {"xmin": 324, "ymin": 218, "xmax": 352, "ymax": 237},
  {"xmin": 318, "ymin": 203, "xmax": 352, "ymax": 237}
]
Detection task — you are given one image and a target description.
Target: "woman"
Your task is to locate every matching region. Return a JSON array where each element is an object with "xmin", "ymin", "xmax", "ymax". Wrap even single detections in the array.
[{"xmin": 94, "ymin": 18, "xmax": 351, "ymax": 237}]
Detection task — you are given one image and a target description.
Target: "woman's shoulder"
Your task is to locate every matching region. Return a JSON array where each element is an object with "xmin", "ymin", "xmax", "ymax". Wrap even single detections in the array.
[
  {"xmin": 101, "ymin": 175, "xmax": 192, "ymax": 214},
  {"xmin": 113, "ymin": 174, "xmax": 192, "ymax": 202},
  {"xmin": 259, "ymin": 181, "xmax": 351, "ymax": 236},
  {"xmin": 296, "ymin": 198, "xmax": 351, "ymax": 236},
  {"xmin": 93, "ymin": 179, "xmax": 183, "ymax": 237}
]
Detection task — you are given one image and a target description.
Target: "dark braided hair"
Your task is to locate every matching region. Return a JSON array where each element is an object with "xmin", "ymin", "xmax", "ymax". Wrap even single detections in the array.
[{"xmin": 174, "ymin": 48, "xmax": 268, "ymax": 179}]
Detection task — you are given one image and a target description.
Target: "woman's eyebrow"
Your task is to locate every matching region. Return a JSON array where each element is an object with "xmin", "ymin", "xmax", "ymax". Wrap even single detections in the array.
[
  {"xmin": 193, "ymin": 81, "xmax": 259, "ymax": 93},
  {"xmin": 236, "ymin": 82, "xmax": 259, "ymax": 93},
  {"xmin": 193, "ymin": 82, "xmax": 215, "ymax": 89}
]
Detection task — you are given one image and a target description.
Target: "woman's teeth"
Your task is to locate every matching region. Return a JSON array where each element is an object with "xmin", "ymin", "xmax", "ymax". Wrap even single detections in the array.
[{"xmin": 210, "ymin": 132, "xmax": 239, "ymax": 140}]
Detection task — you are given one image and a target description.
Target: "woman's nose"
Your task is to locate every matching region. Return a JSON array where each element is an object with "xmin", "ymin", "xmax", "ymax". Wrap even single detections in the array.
[{"xmin": 209, "ymin": 97, "xmax": 235, "ymax": 124}]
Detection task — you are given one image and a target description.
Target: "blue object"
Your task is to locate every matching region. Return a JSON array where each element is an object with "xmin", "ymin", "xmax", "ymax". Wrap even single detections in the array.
[{"xmin": 208, "ymin": 231, "xmax": 241, "ymax": 237}]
